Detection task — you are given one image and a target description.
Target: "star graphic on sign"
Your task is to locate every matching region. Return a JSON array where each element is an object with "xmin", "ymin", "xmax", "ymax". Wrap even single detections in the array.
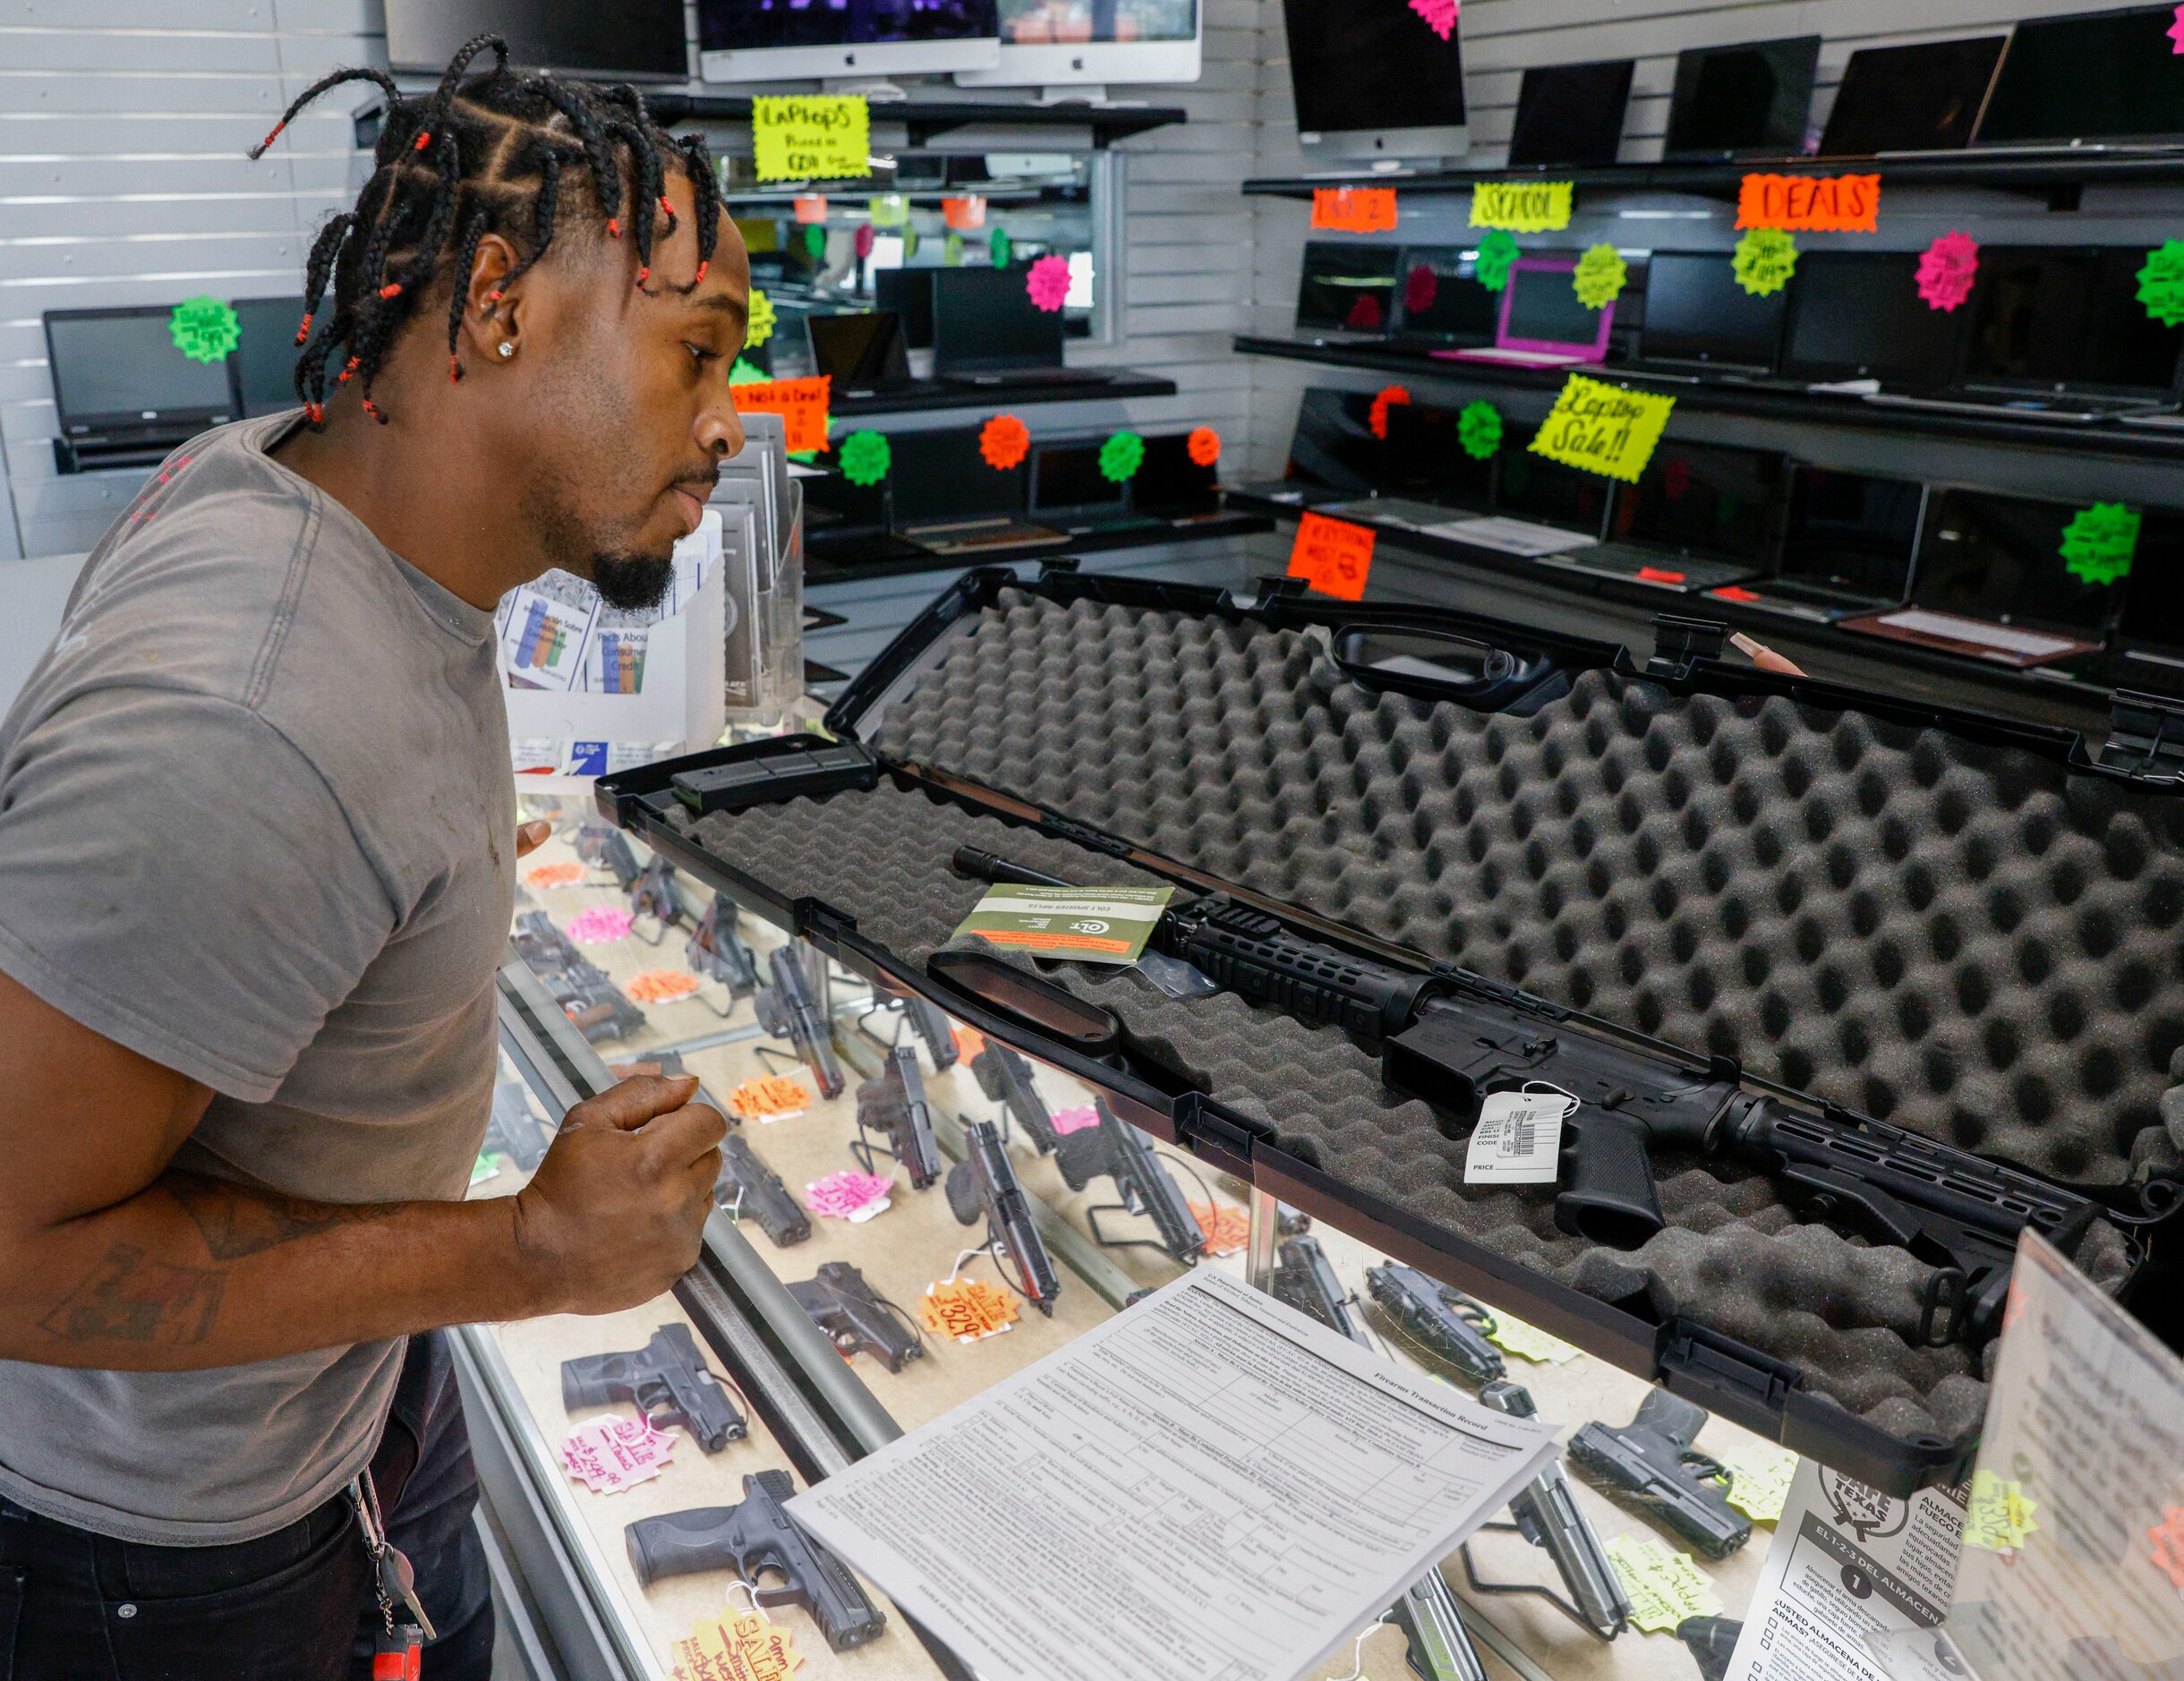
[{"xmin": 2170, "ymin": 4, "xmax": 2184, "ymax": 53}]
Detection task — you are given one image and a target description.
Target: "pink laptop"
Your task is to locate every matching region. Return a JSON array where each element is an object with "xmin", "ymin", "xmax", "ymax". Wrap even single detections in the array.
[{"xmin": 1434, "ymin": 257, "xmax": 1617, "ymax": 369}]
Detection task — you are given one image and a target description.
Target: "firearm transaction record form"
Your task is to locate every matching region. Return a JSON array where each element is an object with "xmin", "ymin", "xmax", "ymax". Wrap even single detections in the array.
[{"xmin": 789, "ymin": 1266, "xmax": 1563, "ymax": 1681}]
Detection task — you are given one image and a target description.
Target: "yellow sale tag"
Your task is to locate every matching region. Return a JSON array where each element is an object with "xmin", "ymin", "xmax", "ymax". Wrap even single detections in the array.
[
  {"xmin": 1964, "ymin": 1470, "xmax": 2040, "ymax": 1553},
  {"xmin": 667, "ymin": 1608, "xmax": 806, "ymax": 1681},
  {"xmin": 1715, "ymin": 1441, "xmax": 1800, "ymax": 1524},
  {"xmin": 1485, "ymin": 1311, "xmax": 1581, "ymax": 1365},
  {"xmin": 1470, "ymin": 180, "xmax": 1574, "ymax": 233},
  {"xmin": 1606, "ymin": 1534, "xmax": 1721, "ymax": 1634},
  {"xmin": 752, "ymin": 95, "xmax": 871, "ymax": 183},
  {"xmin": 1529, "ymin": 374, "xmax": 1677, "ymax": 483}
]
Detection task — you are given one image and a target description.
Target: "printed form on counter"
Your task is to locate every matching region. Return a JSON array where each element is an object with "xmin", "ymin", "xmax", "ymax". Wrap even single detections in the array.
[{"xmin": 786, "ymin": 1266, "xmax": 1563, "ymax": 1681}]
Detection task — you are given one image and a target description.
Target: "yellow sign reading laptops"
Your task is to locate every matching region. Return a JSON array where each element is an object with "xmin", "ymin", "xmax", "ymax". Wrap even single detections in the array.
[
  {"xmin": 1529, "ymin": 374, "xmax": 1677, "ymax": 483},
  {"xmin": 752, "ymin": 95, "xmax": 871, "ymax": 183}
]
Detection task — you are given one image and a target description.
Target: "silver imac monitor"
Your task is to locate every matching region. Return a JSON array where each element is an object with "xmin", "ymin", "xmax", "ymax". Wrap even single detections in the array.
[
  {"xmin": 698, "ymin": 0, "xmax": 1002, "ymax": 84},
  {"xmin": 1281, "ymin": 0, "xmax": 1467, "ymax": 163},
  {"xmin": 957, "ymin": 0, "xmax": 1201, "ymax": 88}
]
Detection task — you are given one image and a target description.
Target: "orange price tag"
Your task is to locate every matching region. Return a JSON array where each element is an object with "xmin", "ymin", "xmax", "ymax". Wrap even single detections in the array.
[
  {"xmin": 942, "ymin": 194, "xmax": 987, "ymax": 230},
  {"xmin": 729, "ymin": 375, "xmax": 832, "ymax": 454},
  {"xmin": 953, "ymin": 1026, "xmax": 986, "ymax": 1062},
  {"xmin": 919, "ymin": 1277, "xmax": 1020, "ymax": 1343},
  {"xmin": 727, "ymin": 1075, "xmax": 813, "ymax": 1121},
  {"xmin": 1736, "ymin": 173, "xmax": 1881, "ymax": 233},
  {"xmin": 1189, "ymin": 1200, "xmax": 1251, "ymax": 1258},
  {"xmin": 1310, "ymin": 185, "xmax": 1399, "ymax": 234},
  {"xmin": 791, "ymin": 193, "xmax": 827, "ymax": 224},
  {"xmin": 1289, "ymin": 511, "xmax": 1375, "ymax": 601},
  {"xmin": 627, "ymin": 968, "xmax": 702, "ymax": 1003},
  {"xmin": 668, "ymin": 1608, "xmax": 806, "ymax": 1681}
]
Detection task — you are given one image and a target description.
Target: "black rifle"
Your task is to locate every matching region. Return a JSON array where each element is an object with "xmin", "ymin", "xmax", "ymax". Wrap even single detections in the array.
[
  {"xmin": 1365, "ymin": 1264, "xmax": 1505, "ymax": 1384},
  {"xmin": 952, "ymin": 849, "xmax": 2127, "ymax": 1348},
  {"xmin": 1270, "ymin": 1235, "xmax": 1365, "ymax": 1341},
  {"xmin": 1054, "ymin": 1097, "xmax": 1205, "ymax": 1263},
  {"xmin": 1678, "ymin": 1617, "xmax": 1743, "ymax": 1681},
  {"xmin": 484, "ymin": 1081, "xmax": 551, "ymax": 1174},
  {"xmin": 755, "ymin": 945, "xmax": 845, "ymax": 1100},
  {"xmin": 852, "ymin": 1047, "xmax": 943, "ymax": 1190},
  {"xmin": 970, "ymin": 1039, "xmax": 1060, "ymax": 1155},
  {"xmin": 685, "ymin": 892, "xmax": 760, "ymax": 1001},
  {"xmin": 789, "ymin": 1261, "xmax": 924, "ymax": 1373},
  {"xmin": 626, "ymin": 1472, "xmax": 886, "ymax": 1652},
  {"xmin": 716, "ymin": 1132, "xmax": 812, "ymax": 1247},
  {"xmin": 945, "ymin": 1121, "xmax": 1061, "ymax": 1315},
  {"xmin": 627, "ymin": 854, "xmax": 683, "ymax": 943},
  {"xmin": 1568, "ymin": 1390, "xmax": 1753, "ymax": 1559},
  {"xmin": 903, "ymin": 994, "xmax": 959, "ymax": 1071},
  {"xmin": 559, "ymin": 1324, "xmax": 745, "ymax": 1453},
  {"xmin": 1471, "ymin": 1380, "xmax": 1631, "ymax": 1641},
  {"xmin": 574, "ymin": 823, "xmax": 642, "ymax": 892}
]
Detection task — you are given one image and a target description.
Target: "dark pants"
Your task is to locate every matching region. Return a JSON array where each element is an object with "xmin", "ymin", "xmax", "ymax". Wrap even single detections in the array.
[{"xmin": 0, "ymin": 1332, "xmax": 494, "ymax": 1680}]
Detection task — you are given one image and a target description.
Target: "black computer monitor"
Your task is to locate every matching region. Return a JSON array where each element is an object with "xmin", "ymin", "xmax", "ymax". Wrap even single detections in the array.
[
  {"xmin": 1975, "ymin": 4, "xmax": 2184, "ymax": 147},
  {"xmin": 889, "ymin": 426, "xmax": 1025, "ymax": 527},
  {"xmin": 1132, "ymin": 433, "xmax": 1222, "ymax": 516},
  {"xmin": 1780, "ymin": 252, "xmax": 1964, "ymax": 388},
  {"xmin": 2117, "ymin": 511, "xmax": 2184, "ymax": 654},
  {"xmin": 1638, "ymin": 252, "xmax": 1786, "ymax": 371},
  {"xmin": 1497, "ymin": 431, "xmax": 1612, "ymax": 533},
  {"xmin": 806, "ymin": 311, "xmax": 913, "ymax": 390},
  {"xmin": 1777, "ymin": 466, "xmax": 1924, "ymax": 603},
  {"xmin": 1503, "ymin": 258, "xmax": 1608, "ymax": 347},
  {"xmin": 1958, "ymin": 247, "xmax": 2184, "ymax": 397},
  {"xmin": 1029, "ymin": 439, "xmax": 1128, "ymax": 520},
  {"xmin": 388, "ymin": 0, "xmax": 687, "ymax": 77},
  {"xmin": 874, "ymin": 268, "xmax": 936, "ymax": 350},
  {"xmin": 1281, "ymin": 0, "xmax": 1468, "ymax": 158},
  {"xmin": 1389, "ymin": 247, "xmax": 1500, "ymax": 345},
  {"xmin": 1286, "ymin": 389, "xmax": 1382, "ymax": 493},
  {"xmin": 1616, "ymin": 440, "xmax": 1783, "ymax": 563},
  {"xmin": 931, "ymin": 268, "xmax": 1064, "ymax": 375},
  {"xmin": 1915, "ymin": 488, "xmax": 2127, "ymax": 636},
  {"xmin": 1296, "ymin": 243, "xmax": 1402, "ymax": 336},
  {"xmin": 45, "ymin": 307, "xmax": 236, "ymax": 437},
  {"xmin": 1382, "ymin": 404, "xmax": 1494, "ymax": 511},
  {"xmin": 228, "ymin": 297, "xmax": 305, "ymax": 418},
  {"xmin": 1819, "ymin": 37, "xmax": 2006, "ymax": 157},
  {"xmin": 1507, "ymin": 60, "xmax": 1635, "ymax": 166},
  {"xmin": 1662, "ymin": 36, "xmax": 1821, "ymax": 161}
]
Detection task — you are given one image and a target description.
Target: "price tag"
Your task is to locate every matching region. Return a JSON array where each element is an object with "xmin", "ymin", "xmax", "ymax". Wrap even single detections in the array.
[
  {"xmin": 1287, "ymin": 511, "xmax": 1376, "ymax": 601},
  {"xmin": 1715, "ymin": 1440, "xmax": 1801, "ymax": 1524},
  {"xmin": 1963, "ymin": 1470, "xmax": 2040, "ymax": 1553},
  {"xmin": 1529, "ymin": 374, "xmax": 1677, "ymax": 484},
  {"xmin": 1470, "ymin": 181, "xmax": 1574, "ymax": 233},
  {"xmin": 1463, "ymin": 1090, "xmax": 1569, "ymax": 1184},
  {"xmin": 729, "ymin": 375, "xmax": 831, "ymax": 454},
  {"xmin": 561, "ymin": 1415, "xmax": 677, "ymax": 1495},
  {"xmin": 1485, "ymin": 1311, "xmax": 1581, "ymax": 1364},
  {"xmin": 1310, "ymin": 186, "xmax": 1399, "ymax": 233},
  {"xmin": 919, "ymin": 1277, "xmax": 1020, "ymax": 1343},
  {"xmin": 667, "ymin": 1607, "xmax": 806, "ymax": 1681},
  {"xmin": 1606, "ymin": 1534, "xmax": 1721, "ymax": 1634},
  {"xmin": 751, "ymin": 94, "xmax": 870, "ymax": 182},
  {"xmin": 1190, "ymin": 1200, "xmax": 1252, "ymax": 1258}
]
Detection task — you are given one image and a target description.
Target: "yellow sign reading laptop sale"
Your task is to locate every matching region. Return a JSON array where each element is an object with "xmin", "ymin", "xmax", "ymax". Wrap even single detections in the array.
[{"xmin": 1527, "ymin": 374, "xmax": 1679, "ymax": 483}]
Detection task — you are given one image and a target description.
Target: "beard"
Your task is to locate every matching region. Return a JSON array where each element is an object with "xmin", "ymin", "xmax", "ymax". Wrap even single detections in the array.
[{"xmin": 591, "ymin": 550, "xmax": 677, "ymax": 611}]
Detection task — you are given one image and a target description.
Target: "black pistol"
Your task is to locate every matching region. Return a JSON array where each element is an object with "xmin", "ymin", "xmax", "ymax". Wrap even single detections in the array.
[
  {"xmin": 1568, "ymin": 1390, "xmax": 1753, "ymax": 1559},
  {"xmin": 574, "ymin": 822, "xmax": 642, "ymax": 891},
  {"xmin": 789, "ymin": 1262, "xmax": 924, "ymax": 1374},
  {"xmin": 685, "ymin": 892, "xmax": 760, "ymax": 999},
  {"xmin": 945, "ymin": 1121, "xmax": 1061, "ymax": 1315},
  {"xmin": 854, "ymin": 1047, "xmax": 943, "ymax": 1190},
  {"xmin": 902, "ymin": 994, "xmax": 959, "ymax": 1071},
  {"xmin": 1053, "ymin": 1097, "xmax": 1205, "ymax": 1264},
  {"xmin": 484, "ymin": 1081, "xmax": 550, "ymax": 1174},
  {"xmin": 1365, "ymin": 1264, "xmax": 1505, "ymax": 1384},
  {"xmin": 755, "ymin": 945, "xmax": 846, "ymax": 1100},
  {"xmin": 715, "ymin": 1132, "xmax": 812, "ymax": 1247},
  {"xmin": 559, "ymin": 1323, "xmax": 745, "ymax": 1454},
  {"xmin": 627, "ymin": 854, "xmax": 684, "ymax": 943},
  {"xmin": 969, "ymin": 1039, "xmax": 1060, "ymax": 1155},
  {"xmin": 625, "ymin": 1471, "xmax": 885, "ymax": 1651}
]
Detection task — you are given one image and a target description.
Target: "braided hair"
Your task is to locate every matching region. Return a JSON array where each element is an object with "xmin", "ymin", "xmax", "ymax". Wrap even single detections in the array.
[{"xmin": 252, "ymin": 35, "xmax": 725, "ymax": 426}]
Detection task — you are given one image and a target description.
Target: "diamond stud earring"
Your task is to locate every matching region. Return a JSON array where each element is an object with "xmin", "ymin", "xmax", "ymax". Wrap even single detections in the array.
[{"xmin": 497, "ymin": 342, "xmax": 516, "ymax": 359}]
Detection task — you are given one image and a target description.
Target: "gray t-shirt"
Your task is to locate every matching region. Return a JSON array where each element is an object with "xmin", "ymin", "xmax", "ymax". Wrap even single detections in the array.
[{"xmin": 0, "ymin": 414, "xmax": 516, "ymax": 1544}]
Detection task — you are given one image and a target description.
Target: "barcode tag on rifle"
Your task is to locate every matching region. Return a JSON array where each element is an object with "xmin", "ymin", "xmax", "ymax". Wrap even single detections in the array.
[{"xmin": 1463, "ymin": 1090, "xmax": 1568, "ymax": 1185}]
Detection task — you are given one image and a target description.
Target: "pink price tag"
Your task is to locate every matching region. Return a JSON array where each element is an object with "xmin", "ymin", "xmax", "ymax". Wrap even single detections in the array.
[
  {"xmin": 1026, "ymin": 253, "xmax": 1071, "ymax": 312},
  {"xmin": 1051, "ymin": 1105, "xmax": 1102, "ymax": 1137},
  {"xmin": 565, "ymin": 906, "xmax": 635, "ymax": 945},
  {"xmin": 804, "ymin": 1170, "xmax": 895, "ymax": 1221},
  {"xmin": 561, "ymin": 1415, "xmax": 677, "ymax": 1494},
  {"xmin": 1916, "ymin": 231, "xmax": 1980, "ymax": 312}
]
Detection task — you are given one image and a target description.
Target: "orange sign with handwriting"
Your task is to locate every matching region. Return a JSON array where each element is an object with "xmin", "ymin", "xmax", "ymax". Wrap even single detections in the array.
[
  {"xmin": 1310, "ymin": 186, "xmax": 1399, "ymax": 234},
  {"xmin": 1289, "ymin": 511, "xmax": 1376, "ymax": 601},
  {"xmin": 729, "ymin": 375, "xmax": 831, "ymax": 454},
  {"xmin": 1736, "ymin": 173, "xmax": 1881, "ymax": 233}
]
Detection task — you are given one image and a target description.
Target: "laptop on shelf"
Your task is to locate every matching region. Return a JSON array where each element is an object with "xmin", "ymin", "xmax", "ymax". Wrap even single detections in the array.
[
  {"xmin": 45, "ymin": 305, "xmax": 237, "ymax": 472},
  {"xmin": 228, "ymin": 296, "xmax": 308, "ymax": 418},
  {"xmin": 1297, "ymin": 242, "xmax": 1403, "ymax": 339},
  {"xmin": 1661, "ymin": 36, "xmax": 1822, "ymax": 162},
  {"xmin": 1386, "ymin": 247, "xmax": 1500, "ymax": 352},
  {"xmin": 1507, "ymin": 60, "xmax": 1635, "ymax": 167},
  {"xmin": 1973, "ymin": 5, "xmax": 2184, "ymax": 150},
  {"xmin": 1322, "ymin": 402, "xmax": 1496, "ymax": 533},
  {"xmin": 889, "ymin": 426, "xmax": 1068, "ymax": 555},
  {"xmin": 2109, "ymin": 512, "xmax": 2184, "ymax": 687},
  {"xmin": 1028, "ymin": 438, "xmax": 1151, "ymax": 536},
  {"xmin": 1130, "ymin": 433, "xmax": 1225, "ymax": 521},
  {"xmin": 1229, "ymin": 388, "xmax": 1385, "ymax": 507},
  {"xmin": 1617, "ymin": 252, "xmax": 1786, "ymax": 379},
  {"xmin": 1437, "ymin": 258, "xmax": 1617, "ymax": 369},
  {"xmin": 1705, "ymin": 466, "xmax": 1924, "ymax": 622},
  {"xmin": 806, "ymin": 310, "xmax": 915, "ymax": 397},
  {"xmin": 1840, "ymin": 486, "xmax": 2122, "ymax": 668},
  {"xmin": 1779, "ymin": 252, "xmax": 1966, "ymax": 395},
  {"xmin": 1544, "ymin": 439, "xmax": 1781, "ymax": 592},
  {"xmin": 1451, "ymin": 429, "xmax": 1614, "ymax": 557},
  {"xmin": 932, "ymin": 269, "xmax": 1112, "ymax": 392},
  {"xmin": 1816, "ymin": 38, "xmax": 2007, "ymax": 158}
]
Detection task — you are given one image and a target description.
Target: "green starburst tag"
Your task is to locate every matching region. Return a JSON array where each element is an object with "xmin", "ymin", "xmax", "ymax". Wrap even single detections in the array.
[
  {"xmin": 1457, "ymin": 400, "xmax": 1503, "ymax": 460},
  {"xmin": 1099, "ymin": 431, "xmax": 1147, "ymax": 482},
  {"xmin": 170, "ymin": 296, "xmax": 241, "ymax": 363},
  {"xmin": 839, "ymin": 430, "xmax": 891, "ymax": 487}
]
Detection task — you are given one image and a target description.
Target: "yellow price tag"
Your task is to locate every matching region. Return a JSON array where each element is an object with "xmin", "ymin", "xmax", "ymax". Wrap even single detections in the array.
[
  {"xmin": 1715, "ymin": 1441, "xmax": 1800, "ymax": 1524},
  {"xmin": 1470, "ymin": 181, "xmax": 1574, "ymax": 233},
  {"xmin": 1606, "ymin": 1534, "xmax": 1722, "ymax": 1634},
  {"xmin": 667, "ymin": 1607, "xmax": 806, "ymax": 1680},
  {"xmin": 1485, "ymin": 1312, "xmax": 1581, "ymax": 1364},
  {"xmin": 752, "ymin": 95, "xmax": 871, "ymax": 183},
  {"xmin": 1529, "ymin": 373, "xmax": 1677, "ymax": 483},
  {"xmin": 1964, "ymin": 1470, "xmax": 2040, "ymax": 1553}
]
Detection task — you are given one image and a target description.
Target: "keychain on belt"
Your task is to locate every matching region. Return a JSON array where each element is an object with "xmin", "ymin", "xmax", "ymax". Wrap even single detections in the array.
[{"xmin": 350, "ymin": 1469, "xmax": 435, "ymax": 1680}]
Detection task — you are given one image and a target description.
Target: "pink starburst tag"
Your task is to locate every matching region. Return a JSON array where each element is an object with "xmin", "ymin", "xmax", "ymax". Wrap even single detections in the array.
[
  {"xmin": 1409, "ymin": 0, "xmax": 1458, "ymax": 40},
  {"xmin": 1026, "ymin": 254, "xmax": 1071, "ymax": 312},
  {"xmin": 1916, "ymin": 232, "xmax": 1980, "ymax": 312}
]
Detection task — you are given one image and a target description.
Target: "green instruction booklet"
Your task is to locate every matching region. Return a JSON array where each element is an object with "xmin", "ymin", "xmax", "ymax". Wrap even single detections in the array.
[{"xmin": 953, "ymin": 884, "xmax": 1175, "ymax": 965}]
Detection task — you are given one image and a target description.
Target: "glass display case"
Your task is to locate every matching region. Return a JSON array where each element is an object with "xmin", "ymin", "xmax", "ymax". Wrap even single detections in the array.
[{"xmin": 464, "ymin": 807, "xmax": 1781, "ymax": 1681}]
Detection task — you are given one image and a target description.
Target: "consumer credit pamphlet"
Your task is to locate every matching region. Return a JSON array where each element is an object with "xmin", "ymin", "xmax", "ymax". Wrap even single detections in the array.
[{"xmin": 787, "ymin": 1266, "xmax": 1561, "ymax": 1681}]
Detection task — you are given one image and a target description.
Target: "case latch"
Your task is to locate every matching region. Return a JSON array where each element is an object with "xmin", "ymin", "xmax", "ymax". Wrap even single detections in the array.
[
  {"xmin": 1658, "ymin": 1319, "xmax": 1799, "ymax": 1428},
  {"xmin": 2101, "ymin": 689, "xmax": 2184, "ymax": 783},
  {"xmin": 1036, "ymin": 557, "xmax": 1084, "ymax": 582},
  {"xmin": 1645, "ymin": 616, "xmax": 1729, "ymax": 682}
]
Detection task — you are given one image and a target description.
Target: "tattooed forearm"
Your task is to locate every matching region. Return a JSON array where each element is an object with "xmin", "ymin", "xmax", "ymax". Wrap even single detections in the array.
[
  {"xmin": 38, "ymin": 1242, "xmax": 224, "ymax": 1345},
  {"xmin": 166, "ymin": 1175, "xmax": 379, "ymax": 1261}
]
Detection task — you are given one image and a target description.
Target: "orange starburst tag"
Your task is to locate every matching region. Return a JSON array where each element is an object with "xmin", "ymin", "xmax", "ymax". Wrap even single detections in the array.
[
  {"xmin": 979, "ymin": 413, "xmax": 1030, "ymax": 470},
  {"xmin": 919, "ymin": 1277, "xmax": 1020, "ymax": 1343},
  {"xmin": 1186, "ymin": 426, "xmax": 1222, "ymax": 467},
  {"xmin": 1369, "ymin": 385, "xmax": 1412, "ymax": 441},
  {"xmin": 523, "ymin": 861, "xmax": 584, "ymax": 888},
  {"xmin": 728, "ymin": 1075, "xmax": 812, "ymax": 1122},
  {"xmin": 1189, "ymin": 1200, "xmax": 1250, "ymax": 1257},
  {"xmin": 667, "ymin": 1608, "xmax": 806, "ymax": 1681},
  {"xmin": 627, "ymin": 968, "xmax": 702, "ymax": 1003}
]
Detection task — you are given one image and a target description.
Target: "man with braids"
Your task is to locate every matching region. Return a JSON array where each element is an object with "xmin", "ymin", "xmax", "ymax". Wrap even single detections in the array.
[{"xmin": 0, "ymin": 38, "xmax": 752, "ymax": 1678}]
